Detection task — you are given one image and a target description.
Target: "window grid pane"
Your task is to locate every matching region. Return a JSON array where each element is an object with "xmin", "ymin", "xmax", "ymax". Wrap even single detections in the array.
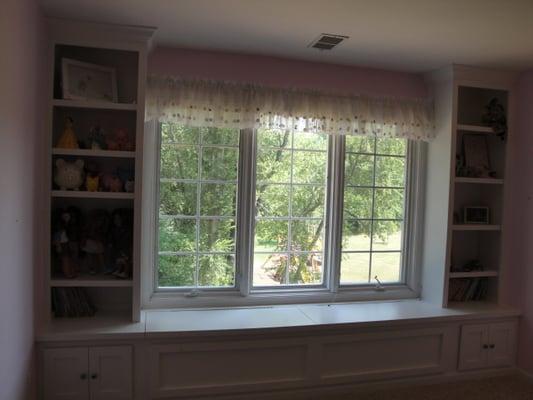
[
  {"xmin": 254, "ymin": 130, "xmax": 328, "ymax": 287},
  {"xmin": 341, "ymin": 137, "xmax": 407, "ymax": 285},
  {"xmin": 158, "ymin": 125, "xmax": 239, "ymax": 289}
]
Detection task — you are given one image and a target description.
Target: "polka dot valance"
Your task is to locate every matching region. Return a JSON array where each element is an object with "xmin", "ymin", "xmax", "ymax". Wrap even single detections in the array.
[{"xmin": 146, "ymin": 75, "xmax": 435, "ymax": 141}]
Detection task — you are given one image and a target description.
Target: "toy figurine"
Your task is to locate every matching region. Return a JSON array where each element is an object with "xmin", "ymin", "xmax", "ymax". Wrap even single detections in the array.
[
  {"xmin": 51, "ymin": 207, "xmax": 82, "ymax": 278},
  {"xmin": 56, "ymin": 117, "xmax": 79, "ymax": 149},
  {"xmin": 117, "ymin": 168, "xmax": 134, "ymax": 193},
  {"xmin": 54, "ymin": 159, "xmax": 85, "ymax": 190},
  {"xmin": 81, "ymin": 209, "xmax": 110, "ymax": 275},
  {"xmin": 88, "ymin": 124, "xmax": 106, "ymax": 150}
]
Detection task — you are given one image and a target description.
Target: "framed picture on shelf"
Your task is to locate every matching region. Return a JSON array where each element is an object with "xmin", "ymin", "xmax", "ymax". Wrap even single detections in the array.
[
  {"xmin": 462, "ymin": 134, "xmax": 491, "ymax": 177},
  {"xmin": 464, "ymin": 206, "xmax": 490, "ymax": 224},
  {"xmin": 62, "ymin": 58, "xmax": 118, "ymax": 102}
]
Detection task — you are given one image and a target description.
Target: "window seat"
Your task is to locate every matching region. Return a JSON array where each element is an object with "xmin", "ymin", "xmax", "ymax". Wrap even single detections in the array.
[{"xmin": 36, "ymin": 299, "xmax": 520, "ymax": 342}]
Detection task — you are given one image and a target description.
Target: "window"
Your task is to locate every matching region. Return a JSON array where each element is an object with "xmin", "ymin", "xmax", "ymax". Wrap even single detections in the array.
[
  {"xmin": 340, "ymin": 136, "xmax": 407, "ymax": 285},
  {"xmin": 153, "ymin": 123, "xmax": 420, "ymax": 303},
  {"xmin": 253, "ymin": 129, "xmax": 328, "ymax": 287},
  {"xmin": 158, "ymin": 124, "xmax": 240, "ymax": 288}
]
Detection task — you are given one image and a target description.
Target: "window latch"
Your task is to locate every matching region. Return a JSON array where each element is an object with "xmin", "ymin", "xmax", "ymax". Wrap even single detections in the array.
[
  {"xmin": 374, "ymin": 276, "xmax": 385, "ymax": 292},
  {"xmin": 185, "ymin": 289, "xmax": 200, "ymax": 298}
]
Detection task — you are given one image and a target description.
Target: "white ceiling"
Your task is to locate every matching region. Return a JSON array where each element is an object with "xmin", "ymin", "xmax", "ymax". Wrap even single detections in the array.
[{"xmin": 39, "ymin": 0, "xmax": 533, "ymax": 73}]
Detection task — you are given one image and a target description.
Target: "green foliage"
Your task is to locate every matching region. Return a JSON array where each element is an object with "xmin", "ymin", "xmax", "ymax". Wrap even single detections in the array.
[{"xmin": 157, "ymin": 124, "xmax": 407, "ymax": 288}]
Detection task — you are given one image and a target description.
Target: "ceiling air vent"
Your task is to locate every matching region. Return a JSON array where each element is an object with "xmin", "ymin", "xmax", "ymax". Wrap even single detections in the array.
[{"xmin": 309, "ymin": 33, "xmax": 349, "ymax": 50}]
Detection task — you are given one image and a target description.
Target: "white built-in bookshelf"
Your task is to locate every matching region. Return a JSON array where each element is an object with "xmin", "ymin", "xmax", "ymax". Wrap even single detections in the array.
[
  {"xmin": 42, "ymin": 19, "xmax": 153, "ymax": 325},
  {"xmin": 446, "ymin": 82, "xmax": 510, "ymax": 305}
]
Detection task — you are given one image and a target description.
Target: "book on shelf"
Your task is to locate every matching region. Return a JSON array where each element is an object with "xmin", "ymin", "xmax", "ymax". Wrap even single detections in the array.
[
  {"xmin": 448, "ymin": 278, "xmax": 488, "ymax": 302},
  {"xmin": 51, "ymin": 287, "xmax": 97, "ymax": 318}
]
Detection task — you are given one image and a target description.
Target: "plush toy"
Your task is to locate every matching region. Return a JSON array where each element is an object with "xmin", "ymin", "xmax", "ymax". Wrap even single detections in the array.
[
  {"xmin": 482, "ymin": 98, "xmax": 507, "ymax": 141},
  {"xmin": 85, "ymin": 175, "xmax": 99, "ymax": 192},
  {"xmin": 56, "ymin": 117, "xmax": 79, "ymax": 149},
  {"xmin": 101, "ymin": 173, "xmax": 123, "ymax": 192},
  {"xmin": 81, "ymin": 209, "xmax": 110, "ymax": 275},
  {"xmin": 54, "ymin": 159, "xmax": 85, "ymax": 190},
  {"xmin": 51, "ymin": 207, "xmax": 82, "ymax": 278}
]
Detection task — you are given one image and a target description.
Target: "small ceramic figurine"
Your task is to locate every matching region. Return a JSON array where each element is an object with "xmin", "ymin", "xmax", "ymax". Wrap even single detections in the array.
[
  {"xmin": 56, "ymin": 117, "xmax": 79, "ymax": 149},
  {"xmin": 106, "ymin": 128, "xmax": 134, "ymax": 151},
  {"xmin": 101, "ymin": 173, "xmax": 123, "ymax": 192},
  {"xmin": 85, "ymin": 174, "xmax": 99, "ymax": 192},
  {"xmin": 107, "ymin": 208, "xmax": 133, "ymax": 278},
  {"xmin": 54, "ymin": 159, "xmax": 85, "ymax": 190},
  {"xmin": 88, "ymin": 125, "xmax": 106, "ymax": 150}
]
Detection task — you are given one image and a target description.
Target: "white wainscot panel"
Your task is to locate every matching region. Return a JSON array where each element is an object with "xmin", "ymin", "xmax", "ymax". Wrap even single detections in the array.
[
  {"xmin": 319, "ymin": 327, "xmax": 453, "ymax": 383},
  {"xmin": 150, "ymin": 339, "xmax": 309, "ymax": 398}
]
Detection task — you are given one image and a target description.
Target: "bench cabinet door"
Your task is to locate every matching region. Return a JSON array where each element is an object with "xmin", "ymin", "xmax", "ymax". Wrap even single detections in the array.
[
  {"xmin": 89, "ymin": 346, "xmax": 132, "ymax": 400},
  {"xmin": 43, "ymin": 347, "xmax": 89, "ymax": 400}
]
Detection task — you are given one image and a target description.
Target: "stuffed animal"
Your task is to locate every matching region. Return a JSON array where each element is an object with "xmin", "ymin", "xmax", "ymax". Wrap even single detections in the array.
[
  {"xmin": 101, "ymin": 173, "xmax": 123, "ymax": 192},
  {"xmin": 54, "ymin": 159, "xmax": 85, "ymax": 190},
  {"xmin": 51, "ymin": 207, "xmax": 82, "ymax": 278},
  {"xmin": 56, "ymin": 117, "xmax": 79, "ymax": 149}
]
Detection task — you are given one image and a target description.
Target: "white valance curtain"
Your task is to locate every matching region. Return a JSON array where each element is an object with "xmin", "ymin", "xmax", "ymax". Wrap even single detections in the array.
[{"xmin": 146, "ymin": 75, "xmax": 435, "ymax": 141}]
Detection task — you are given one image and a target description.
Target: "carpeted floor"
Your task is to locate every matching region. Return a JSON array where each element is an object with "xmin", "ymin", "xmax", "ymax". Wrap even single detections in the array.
[{"xmin": 321, "ymin": 374, "xmax": 533, "ymax": 400}]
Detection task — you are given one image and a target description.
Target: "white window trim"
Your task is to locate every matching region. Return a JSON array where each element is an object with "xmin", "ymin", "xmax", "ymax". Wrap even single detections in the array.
[{"xmin": 141, "ymin": 122, "xmax": 426, "ymax": 309}]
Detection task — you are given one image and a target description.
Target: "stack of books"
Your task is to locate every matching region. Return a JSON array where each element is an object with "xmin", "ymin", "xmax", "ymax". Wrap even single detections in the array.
[
  {"xmin": 52, "ymin": 287, "xmax": 97, "ymax": 317},
  {"xmin": 448, "ymin": 278, "xmax": 488, "ymax": 302}
]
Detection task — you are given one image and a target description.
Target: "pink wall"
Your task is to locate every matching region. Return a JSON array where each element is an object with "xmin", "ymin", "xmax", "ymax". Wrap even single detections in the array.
[
  {"xmin": 502, "ymin": 71, "xmax": 533, "ymax": 372},
  {"xmin": 0, "ymin": 0, "xmax": 43, "ymax": 398},
  {"xmin": 149, "ymin": 47, "xmax": 428, "ymax": 99}
]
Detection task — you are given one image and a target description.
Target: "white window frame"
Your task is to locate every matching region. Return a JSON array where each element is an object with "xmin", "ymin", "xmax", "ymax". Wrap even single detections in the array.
[{"xmin": 141, "ymin": 122, "xmax": 426, "ymax": 309}]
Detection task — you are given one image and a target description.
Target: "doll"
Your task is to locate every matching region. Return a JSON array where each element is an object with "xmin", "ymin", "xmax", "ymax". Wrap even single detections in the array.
[
  {"xmin": 106, "ymin": 208, "xmax": 133, "ymax": 278},
  {"xmin": 51, "ymin": 207, "xmax": 82, "ymax": 278},
  {"xmin": 81, "ymin": 209, "xmax": 110, "ymax": 275}
]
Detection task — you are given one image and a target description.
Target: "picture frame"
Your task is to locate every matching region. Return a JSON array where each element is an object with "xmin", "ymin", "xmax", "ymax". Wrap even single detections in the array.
[
  {"xmin": 462, "ymin": 134, "xmax": 491, "ymax": 177},
  {"xmin": 62, "ymin": 58, "xmax": 118, "ymax": 102},
  {"xmin": 464, "ymin": 206, "xmax": 490, "ymax": 224}
]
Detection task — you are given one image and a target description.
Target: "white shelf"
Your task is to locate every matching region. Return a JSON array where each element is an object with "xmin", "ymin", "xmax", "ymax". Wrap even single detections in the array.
[
  {"xmin": 449, "ymin": 271, "xmax": 499, "ymax": 279},
  {"xmin": 51, "ymin": 190, "xmax": 134, "ymax": 199},
  {"xmin": 452, "ymin": 224, "xmax": 501, "ymax": 231},
  {"xmin": 52, "ymin": 148, "xmax": 136, "ymax": 158},
  {"xmin": 454, "ymin": 177, "xmax": 504, "ymax": 185},
  {"xmin": 51, "ymin": 274, "xmax": 133, "ymax": 287},
  {"xmin": 52, "ymin": 99, "xmax": 137, "ymax": 111},
  {"xmin": 456, "ymin": 124, "xmax": 494, "ymax": 133}
]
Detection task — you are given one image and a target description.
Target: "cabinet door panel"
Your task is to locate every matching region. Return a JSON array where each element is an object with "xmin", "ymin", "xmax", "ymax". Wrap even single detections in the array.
[
  {"xmin": 488, "ymin": 322, "xmax": 516, "ymax": 368},
  {"xmin": 89, "ymin": 346, "xmax": 132, "ymax": 400},
  {"xmin": 458, "ymin": 324, "xmax": 488, "ymax": 370},
  {"xmin": 43, "ymin": 347, "xmax": 89, "ymax": 400}
]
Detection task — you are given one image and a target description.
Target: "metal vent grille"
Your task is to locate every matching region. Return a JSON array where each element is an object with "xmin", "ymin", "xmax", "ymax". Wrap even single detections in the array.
[{"xmin": 309, "ymin": 33, "xmax": 348, "ymax": 50}]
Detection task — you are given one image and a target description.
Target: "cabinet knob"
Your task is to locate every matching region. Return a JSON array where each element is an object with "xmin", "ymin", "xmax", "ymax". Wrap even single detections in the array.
[
  {"xmin": 91, "ymin": 373, "xmax": 98, "ymax": 380},
  {"xmin": 483, "ymin": 344, "xmax": 489, "ymax": 349},
  {"xmin": 80, "ymin": 373, "xmax": 87, "ymax": 380},
  {"xmin": 490, "ymin": 344, "xmax": 495, "ymax": 349}
]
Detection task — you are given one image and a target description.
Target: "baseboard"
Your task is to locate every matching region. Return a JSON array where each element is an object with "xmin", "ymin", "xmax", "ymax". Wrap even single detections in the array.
[{"xmin": 177, "ymin": 367, "xmax": 518, "ymax": 400}]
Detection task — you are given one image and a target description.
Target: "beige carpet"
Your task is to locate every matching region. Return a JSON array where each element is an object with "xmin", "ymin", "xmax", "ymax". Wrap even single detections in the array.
[{"xmin": 322, "ymin": 374, "xmax": 533, "ymax": 400}]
